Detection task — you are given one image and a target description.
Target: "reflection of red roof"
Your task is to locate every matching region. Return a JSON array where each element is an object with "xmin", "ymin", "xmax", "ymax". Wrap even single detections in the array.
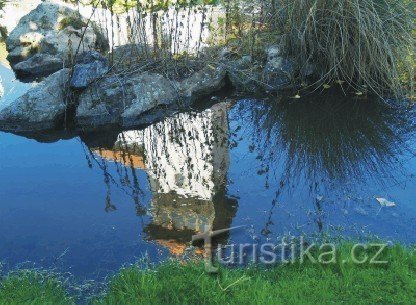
[
  {"xmin": 93, "ymin": 148, "xmax": 146, "ymax": 169},
  {"xmin": 155, "ymin": 239, "xmax": 205, "ymax": 256}
]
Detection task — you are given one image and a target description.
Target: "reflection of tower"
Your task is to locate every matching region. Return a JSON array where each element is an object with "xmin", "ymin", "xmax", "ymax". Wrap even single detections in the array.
[
  {"xmin": 92, "ymin": 103, "xmax": 238, "ymax": 255},
  {"xmin": 140, "ymin": 103, "xmax": 237, "ymax": 255},
  {"xmin": 143, "ymin": 104, "xmax": 236, "ymax": 254},
  {"xmin": 143, "ymin": 102, "xmax": 230, "ymax": 200}
]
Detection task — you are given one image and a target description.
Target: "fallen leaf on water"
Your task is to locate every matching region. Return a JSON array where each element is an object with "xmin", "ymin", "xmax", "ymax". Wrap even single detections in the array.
[
  {"xmin": 323, "ymin": 84, "xmax": 331, "ymax": 89},
  {"xmin": 335, "ymin": 80, "xmax": 345, "ymax": 85},
  {"xmin": 375, "ymin": 197, "xmax": 396, "ymax": 207},
  {"xmin": 291, "ymin": 93, "xmax": 301, "ymax": 99}
]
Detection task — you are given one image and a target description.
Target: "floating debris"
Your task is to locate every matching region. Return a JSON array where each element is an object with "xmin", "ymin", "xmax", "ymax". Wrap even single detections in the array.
[{"xmin": 375, "ymin": 197, "xmax": 396, "ymax": 207}]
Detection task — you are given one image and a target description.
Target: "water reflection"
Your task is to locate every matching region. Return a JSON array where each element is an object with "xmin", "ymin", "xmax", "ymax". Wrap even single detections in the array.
[
  {"xmin": 229, "ymin": 95, "xmax": 415, "ymax": 238},
  {"xmin": 1, "ymin": 95, "xmax": 415, "ymax": 279},
  {"xmin": 85, "ymin": 95, "xmax": 415, "ymax": 247},
  {"xmin": 233, "ymin": 96, "xmax": 413, "ymax": 184},
  {"xmin": 87, "ymin": 103, "xmax": 237, "ymax": 255}
]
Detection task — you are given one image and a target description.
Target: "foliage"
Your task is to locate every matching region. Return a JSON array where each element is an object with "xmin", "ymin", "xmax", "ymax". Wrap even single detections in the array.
[{"xmin": 59, "ymin": 16, "xmax": 88, "ymax": 30}]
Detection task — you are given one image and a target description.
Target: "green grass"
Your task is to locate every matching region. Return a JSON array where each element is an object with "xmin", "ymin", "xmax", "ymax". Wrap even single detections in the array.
[
  {"xmin": 0, "ymin": 270, "xmax": 73, "ymax": 305},
  {"xmin": 97, "ymin": 243, "xmax": 416, "ymax": 304},
  {"xmin": 1, "ymin": 244, "xmax": 415, "ymax": 304}
]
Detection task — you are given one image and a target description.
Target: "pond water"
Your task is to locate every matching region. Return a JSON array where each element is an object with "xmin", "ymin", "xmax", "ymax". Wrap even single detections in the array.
[{"xmin": 1, "ymin": 49, "xmax": 416, "ymax": 281}]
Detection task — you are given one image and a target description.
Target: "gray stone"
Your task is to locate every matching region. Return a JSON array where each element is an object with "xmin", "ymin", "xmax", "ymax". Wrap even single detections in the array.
[
  {"xmin": 0, "ymin": 69, "xmax": 70, "ymax": 131},
  {"xmin": 70, "ymin": 51, "xmax": 109, "ymax": 89},
  {"xmin": 225, "ymin": 56, "xmax": 262, "ymax": 92},
  {"xmin": 0, "ymin": 78, "xmax": 3, "ymax": 98},
  {"xmin": 178, "ymin": 65, "xmax": 227, "ymax": 101},
  {"xmin": 265, "ymin": 44, "xmax": 282, "ymax": 61},
  {"xmin": 6, "ymin": 2, "xmax": 108, "ymax": 77},
  {"xmin": 262, "ymin": 44, "xmax": 294, "ymax": 91},
  {"xmin": 76, "ymin": 64, "xmax": 230, "ymax": 129},
  {"xmin": 301, "ymin": 62, "xmax": 315, "ymax": 77},
  {"xmin": 76, "ymin": 72, "xmax": 179, "ymax": 128},
  {"xmin": 13, "ymin": 53, "xmax": 64, "ymax": 77},
  {"xmin": 111, "ymin": 44, "xmax": 151, "ymax": 62}
]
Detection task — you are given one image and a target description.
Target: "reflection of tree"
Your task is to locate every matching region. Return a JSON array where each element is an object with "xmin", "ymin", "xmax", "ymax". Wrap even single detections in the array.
[{"xmin": 231, "ymin": 95, "xmax": 415, "ymax": 235}]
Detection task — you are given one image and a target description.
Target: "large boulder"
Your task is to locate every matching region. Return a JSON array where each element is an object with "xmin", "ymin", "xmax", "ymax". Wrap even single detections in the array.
[
  {"xmin": 76, "ymin": 72, "xmax": 179, "ymax": 128},
  {"xmin": 70, "ymin": 51, "xmax": 109, "ymax": 89},
  {"xmin": 224, "ymin": 55, "xmax": 263, "ymax": 92},
  {"xmin": 178, "ymin": 65, "xmax": 227, "ymax": 101},
  {"xmin": 13, "ymin": 53, "xmax": 64, "ymax": 78},
  {"xmin": 76, "ymin": 64, "xmax": 229, "ymax": 129},
  {"xmin": 0, "ymin": 69, "xmax": 70, "ymax": 131},
  {"xmin": 6, "ymin": 1, "xmax": 108, "ymax": 77},
  {"xmin": 0, "ymin": 0, "xmax": 42, "ymax": 40},
  {"xmin": 220, "ymin": 44, "xmax": 297, "ymax": 93}
]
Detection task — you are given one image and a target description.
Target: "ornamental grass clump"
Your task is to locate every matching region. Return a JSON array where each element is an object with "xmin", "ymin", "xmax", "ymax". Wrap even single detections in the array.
[{"xmin": 282, "ymin": 0, "xmax": 415, "ymax": 98}]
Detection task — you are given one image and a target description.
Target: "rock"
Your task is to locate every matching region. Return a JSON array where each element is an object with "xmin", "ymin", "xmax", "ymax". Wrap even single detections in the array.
[
  {"xmin": 225, "ymin": 56, "xmax": 262, "ymax": 92},
  {"xmin": 218, "ymin": 46, "xmax": 232, "ymax": 59},
  {"xmin": 301, "ymin": 62, "xmax": 315, "ymax": 78},
  {"xmin": 265, "ymin": 44, "xmax": 282, "ymax": 60},
  {"xmin": 262, "ymin": 44, "xmax": 294, "ymax": 91},
  {"xmin": 5, "ymin": 1, "xmax": 108, "ymax": 77},
  {"xmin": 13, "ymin": 54, "xmax": 64, "ymax": 78},
  {"xmin": 0, "ymin": 0, "xmax": 42, "ymax": 38},
  {"xmin": 0, "ymin": 69, "xmax": 70, "ymax": 131},
  {"xmin": 76, "ymin": 63, "xmax": 229, "ymax": 129},
  {"xmin": 111, "ymin": 44, "xmax": 151, "ymax": 62},
  {"xmin": 70, "ymin": 51, "xmax": 109, "ymax": 89},
  {"xmin": 0, "ymin": 80, "xmax": 3, "ymax": 98},
  {"xmin": 218, "ymin": 46, "xmax": 240, "ymax": 60},
  {"xmin": 178, "ymin": 65, "xmax": 227, "ymax": 101},
  {"xmin": 76, "ymin": 72, "xmax": 179, "ymax": 128}
]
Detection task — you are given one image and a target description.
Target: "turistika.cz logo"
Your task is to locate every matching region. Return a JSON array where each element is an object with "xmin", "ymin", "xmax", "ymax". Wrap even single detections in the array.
[{"xmin": 192, "ymin": 225, "xmax": 389, "ymax": 273}]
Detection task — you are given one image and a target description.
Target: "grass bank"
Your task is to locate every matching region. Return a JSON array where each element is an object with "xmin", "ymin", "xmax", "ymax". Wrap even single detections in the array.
[{"xmin": 1, "ymin": 243, "xmax": 415, "ymax": 304}]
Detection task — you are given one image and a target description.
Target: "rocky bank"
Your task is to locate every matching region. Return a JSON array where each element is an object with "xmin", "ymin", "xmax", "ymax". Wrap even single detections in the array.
[{"xmin": 0, "ymin": 1, "xmax": 306, "ymax": 133}]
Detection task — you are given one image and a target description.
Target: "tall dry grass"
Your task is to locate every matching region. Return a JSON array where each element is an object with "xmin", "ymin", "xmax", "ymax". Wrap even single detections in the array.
[{"xmin": 280, "ymin": 0, "xmax": 415, "ymax": 98}]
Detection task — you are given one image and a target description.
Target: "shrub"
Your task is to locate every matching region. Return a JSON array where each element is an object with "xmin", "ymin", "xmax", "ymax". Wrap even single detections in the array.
[{"xmin": 58, "ymin": 15, "xmax": 87, "ymax": 31}]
